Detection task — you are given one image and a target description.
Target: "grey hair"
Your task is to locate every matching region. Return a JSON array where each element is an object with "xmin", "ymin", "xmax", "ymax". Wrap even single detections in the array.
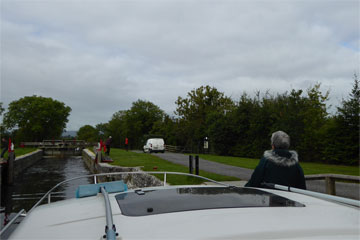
[{"xmin": 271, "ymin": 131, "xmax": 290, "ymax": 149}]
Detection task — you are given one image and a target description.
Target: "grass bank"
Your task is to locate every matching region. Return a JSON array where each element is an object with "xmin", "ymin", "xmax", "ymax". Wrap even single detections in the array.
[
  {"xmin": 194, "ymin": 154, "xmax": 360, "ymax": 176},
  {"xmin": 2, "ymin": 147, "xmax": 38, "ymax": 159},
  {"xmin": 108, "ymin": 148, "xmax": 239, "ymax": 185}
]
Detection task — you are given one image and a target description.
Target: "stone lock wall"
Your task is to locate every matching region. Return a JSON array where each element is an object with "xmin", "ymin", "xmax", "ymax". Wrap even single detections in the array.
[
  {"xmin": 13, "ymin": 150, "xmax": 43, "ymax": 176},
  {"xmin": 1, "ymin": 150, "xmax": 43, "ymax": 186},
  {"xmin": 82, "ymin": 149, "xmax": 163, "ymax": 189}
]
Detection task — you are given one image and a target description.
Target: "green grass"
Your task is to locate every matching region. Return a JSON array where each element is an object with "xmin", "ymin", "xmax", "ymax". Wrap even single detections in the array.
[
  {"xmin": 87, "ymin": 147, "xmax": 95, "ymax": 153},
  {"xmin": 300, "ymin": 162, "xmax": 360, "ymax": 176},
  {"xmin": 194, "ymin": 154, "xmax": 360, "ymax": 176},
  {"xmin": 108, "ymin": 148, "xmax": 239, "ymax": 185},
  {"xmin": 2, "ymin": 147, "xmax": 38, "ymax": 159},
  {"xmin": 193, "ymin": 154, "xmax": 260, "ymax": 169}
]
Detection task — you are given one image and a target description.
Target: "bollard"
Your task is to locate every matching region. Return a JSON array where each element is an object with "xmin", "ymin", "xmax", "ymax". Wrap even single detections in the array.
[
  {"xmin": 189, "ymin": 155, "xmax": 193, "ymax": 174},
  {"xmin": 325, "ymin": 176, "xmax": 336, "ymax": 195},
  {"xmin": 195, "ymin": 155, "xmax": 199, "ymax": 175},
  {"xmin": 7, "ymin": 152, "xmax": 15, "ymax": 185},
  {"xmin": 1, "ymin": 161, "xmax": 7, "ymax": 186}
]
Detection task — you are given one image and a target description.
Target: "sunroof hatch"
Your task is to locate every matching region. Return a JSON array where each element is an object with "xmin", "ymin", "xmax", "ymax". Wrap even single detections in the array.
[{"xmin": 115, "ymin": 186, "xmax": 305, "ymax": 216}]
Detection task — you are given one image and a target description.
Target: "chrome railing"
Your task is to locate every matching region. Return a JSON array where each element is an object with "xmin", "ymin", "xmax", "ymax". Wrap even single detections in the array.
[
  {"xmin": 28, "ymin": 171, "xmax": 228, "ymax": 214},
  {"xmin": 100, "ymin": 186, "xmax": 117, "ymax": 240},
  {"xmin": 2, "ymin": 171, "xmax": 359, "ymax": 238},
  {"xmin": 0, "ymin": 171, "xmax": 223, "ymax": 238},
  {"xmin": 0, "ymin": 209, "xmax": 26, "ymax": 236},
  {"xmin": 263, "ymin": 183, "xmax": 360, "ymax": 208}
]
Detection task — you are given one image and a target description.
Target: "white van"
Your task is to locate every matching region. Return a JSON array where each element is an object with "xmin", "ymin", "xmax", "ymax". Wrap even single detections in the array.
[{"xmin": 143, "ymin": 138, "xmax": 165, "ymax": 153}]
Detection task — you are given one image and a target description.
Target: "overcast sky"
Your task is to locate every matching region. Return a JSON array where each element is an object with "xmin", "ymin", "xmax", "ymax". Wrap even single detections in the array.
[{"xmin": 1, "ymin": 0, "xmax": 359, "ymax": 131}]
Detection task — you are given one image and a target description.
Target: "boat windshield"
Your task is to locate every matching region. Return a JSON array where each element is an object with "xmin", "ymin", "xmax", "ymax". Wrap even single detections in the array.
[{"xmin": 115, "ymin": 186, "xmax": 305, "ymax": 216}]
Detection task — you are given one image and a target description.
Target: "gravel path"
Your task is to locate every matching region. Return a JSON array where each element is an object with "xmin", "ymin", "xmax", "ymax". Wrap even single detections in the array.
[{"xmin": 136, "ymin": 151, "xmax": 359, "ymax": 200}]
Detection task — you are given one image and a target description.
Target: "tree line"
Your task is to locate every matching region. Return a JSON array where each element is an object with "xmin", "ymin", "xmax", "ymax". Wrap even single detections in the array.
[
  {"xmin": 1, "ymin": 75, "xmax": 359, "ymax": 165},
  {"xmin": 78, "ymin": 75, "xmax": 358, "ymax": 165}
]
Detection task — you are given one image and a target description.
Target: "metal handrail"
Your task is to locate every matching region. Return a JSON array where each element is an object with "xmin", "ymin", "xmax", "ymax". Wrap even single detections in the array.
[
  {"xmin": 23, "ymin": 171, "xmax": 360, "ymax": 215},
  {"xmin": 12, "ymin": 172, "xmax": 223, "ymax": 240},
  {"xmin": 264, "ymin": 183, "xmax": 360, "ymax": 208},
  {"xmin": 0, "ymin": 209, "xmax": 26, "ymax": 236},
  {"xmin": 100, "ymin": 187, "xmax": 117, "ymax": 240},
  {"xmin": 27, "ymin": 171, "xmax": 228, "ymax": 214},
  {"xmin": 2, "ymin": 172, "xmax": 359, "ymax": 238},
  {"xmin": 0, "ymin": 172, "xmax": 226, "ymax": 238}
]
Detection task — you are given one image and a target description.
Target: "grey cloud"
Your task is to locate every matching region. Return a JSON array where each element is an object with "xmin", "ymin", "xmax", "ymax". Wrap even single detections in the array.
[{"xmin": 1, "ymin": 0, "xmax": 358, "ymax": 130}]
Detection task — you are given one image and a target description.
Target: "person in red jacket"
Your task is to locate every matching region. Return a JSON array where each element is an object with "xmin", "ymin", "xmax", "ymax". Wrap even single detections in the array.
[{"xmin": 125, "ymin": 138, "xmax": 129, "ymax": 151}]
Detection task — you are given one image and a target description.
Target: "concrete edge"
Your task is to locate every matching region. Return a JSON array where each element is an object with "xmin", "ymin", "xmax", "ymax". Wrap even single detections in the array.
[
  {"xmin": 82, "ymin": 149, "xmax": 163, "ymax": 189},
  {"xmin": 15, "ymin": 149, "xmax": 43, "ymax": 160}
]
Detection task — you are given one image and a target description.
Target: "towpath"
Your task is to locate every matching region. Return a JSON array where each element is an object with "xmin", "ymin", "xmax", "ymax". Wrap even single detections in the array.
[
  {"xmin": 136, "ymin": 151, "xmax": 359, "ymax": 200},
  {"xmin": 153, "ymin": 152, "xmax": 253, "ymax": 180}
]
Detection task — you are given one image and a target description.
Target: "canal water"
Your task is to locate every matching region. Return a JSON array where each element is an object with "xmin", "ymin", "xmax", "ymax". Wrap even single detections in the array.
[{"xmin": 0, "ymin": 156, "xmax": 92, "ymax": 237}]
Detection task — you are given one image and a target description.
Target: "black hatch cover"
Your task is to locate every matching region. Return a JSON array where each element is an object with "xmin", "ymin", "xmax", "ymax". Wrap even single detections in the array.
[{"xmin": 115, "ymin": 187, "xmax": 305, "ymax": 216}]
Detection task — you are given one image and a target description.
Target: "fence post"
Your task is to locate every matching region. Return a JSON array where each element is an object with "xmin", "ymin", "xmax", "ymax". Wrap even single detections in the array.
[
  {"xmin": 189, "ymin": 155, "xmax": 193, "ymax": 174},
  {"xmin": 7, "ymin": 152, "xmax": 15, "ymax": 185},
  {"xmin": 325, "ymin": 176, "xmax": 336, "ymax": 195},
  {"xmin": 195, "ymin": 155, "xmax": 199, "ymax": 175}
]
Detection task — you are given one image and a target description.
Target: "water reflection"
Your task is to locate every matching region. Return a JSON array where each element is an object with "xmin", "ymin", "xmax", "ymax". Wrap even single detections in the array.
[
  {"xmin": 0, "ymin": 156, "xmax": 92, "ymax": 233},
  {"xmin": 177, "ymin": 187, "xmax": 304, "ymax": 207}
]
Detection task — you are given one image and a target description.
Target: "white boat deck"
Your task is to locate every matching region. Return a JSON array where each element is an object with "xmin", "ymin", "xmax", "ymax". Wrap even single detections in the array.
[{"xmin": 9, "ymin": 186, "xmax": 360, "ymax": 240}]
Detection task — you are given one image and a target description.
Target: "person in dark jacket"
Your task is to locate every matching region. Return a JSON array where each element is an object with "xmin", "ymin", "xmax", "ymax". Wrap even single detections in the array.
[
  {"xmin": 245, "ymin": 131, "xmax": 306, "ymax": 189},
  {"xmin": 105, "ymin": 136, "xmax": 112, "ymax": 156}
]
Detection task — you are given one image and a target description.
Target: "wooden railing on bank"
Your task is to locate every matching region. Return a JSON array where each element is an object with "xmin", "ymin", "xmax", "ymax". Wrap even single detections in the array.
[
  {"xmin": 305, "ymin": 174, "xmax": 360, "ymax": 196},
  {"xmin": 165, "ymin": 145, "xmax": 212, "ymax": 154},
  {"xmin": 165, "ymin": 145, "xmax": 191, "ymax": 153},
  {"xmin": 163, "ymin": 145, "xmax": 359, "ymax": 197}
]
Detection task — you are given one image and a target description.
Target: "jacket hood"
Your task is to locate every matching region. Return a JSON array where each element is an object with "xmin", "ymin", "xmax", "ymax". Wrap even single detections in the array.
[{"xmin": 263, "ymin": 150, "xmax": 298, "ymax": 167}]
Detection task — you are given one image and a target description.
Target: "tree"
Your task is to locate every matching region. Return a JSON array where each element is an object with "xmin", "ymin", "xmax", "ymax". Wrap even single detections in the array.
[
  {"xmin": 150, "ymin": 114, "xmax": 179, "ymax": 146},
  {"xmin": 226, "ymin": 86, "xmax": 330, "ymax": 161},
  {"xmin": 228, "ymin": 93, "xmax": 258, "ymax": 157},
  {"xmin": 323, "ymin": 74, "xmax": 359, "ymax": 164},
  {"xmin": 106, "ymin": 100, "xmax": 165, "ymax": 149},
  {"xmin": 175, "ymin": 85, "xmax": 234, "ymax": 152},
  {"xmin": 128, "ymin": 100, "xmax": 164, "ymax": 135},
  {"xmin": 206, "ymin": 110, "xmax": 237, "ymax": 155},
  {"xmin": 0, "ymin": 102, "xmax": 4, "ymax": 116},
  {"xmin": 297, "ymin": 84, "xmax": 329, "ymax": 162},
  {"xmin": 337, "ymin": 74, "xmax": 360, "ymax": 137},
  {"xmin": 270, "ymin": 89, "xmax": 307, "ymax": 149},
  {"xmin": 77, "ymin": 125, "xmax": 98, "ymax": 142},
  {"xmin": 125, "ymin": 100, "xmax": 165, "ymax": 148},
  {"xmin": 107, "ymin": 110, "xmax": 127, "ymax": 148},
  {"xmin": 0, "ymin": 102, "xmax": 7, "ymax": 138},
  {"xmin": 96, "ymin": 123, "xmax": 109, "ymax": 139},
  {"xmin": 3, "ymin": 96, "xmax": 71, "ymax": 141}
]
